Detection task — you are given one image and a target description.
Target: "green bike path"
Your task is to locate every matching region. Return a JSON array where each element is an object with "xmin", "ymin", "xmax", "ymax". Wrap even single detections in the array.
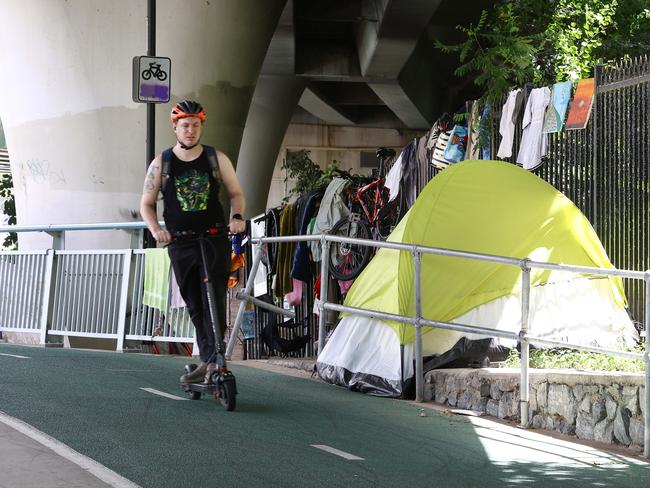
[{"xmin": 1, "ymin": 343, "xmax": 649, "ymax": 488}]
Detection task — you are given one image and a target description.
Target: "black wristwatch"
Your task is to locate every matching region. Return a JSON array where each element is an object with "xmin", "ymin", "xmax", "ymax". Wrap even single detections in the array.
[{"xmin": 231, "ymin": 213, "xmax": 243, "ymax": 221}]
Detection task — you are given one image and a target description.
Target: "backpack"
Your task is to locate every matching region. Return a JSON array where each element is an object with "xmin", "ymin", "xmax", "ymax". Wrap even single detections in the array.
[{"xmin": 160, "ymin": 145, "xmax": 221, "ymax": 192}]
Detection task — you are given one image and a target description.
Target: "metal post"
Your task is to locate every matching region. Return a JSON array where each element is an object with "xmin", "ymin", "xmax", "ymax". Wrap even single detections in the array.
[
  {"xmin": 413, "ymin": 249, "xmax": 424, "ymax": 402},
  {"xmin": 38, "ymin": 249, "xmax": 55, "ymax": 345},
  {"xmin": 317, "ymin": 237, "xmax": 330, "ymax": 356},
  {"xmin": 115, "ymin": 250, "xmax": 132, "ymax": 352},
  {"xmin": 643, "ymin": 270, "xmax": 650, "ymax": 457},
  {"xmin": 47, "ymin": 231, "xmax": 64, "ymax": 250},
  {"xmin": 144, "ymin": 0, "xmax": 157, "ymax": 248},
  {"xmin": 591, "ymin": 64, "xmax": 603, "ymax": 229},
  {"xmin": 520, "ymin": 261, "xmax": 531, "ymax": 427},
  {"xmin": 225, "ymin": 242, "xmax": 263, "ymax": 359}
]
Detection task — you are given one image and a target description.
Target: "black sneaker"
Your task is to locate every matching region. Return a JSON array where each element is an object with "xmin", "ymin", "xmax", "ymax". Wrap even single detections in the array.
[{"xmin": 180, "ymin": 362, "xmax": 207, "ymax": 384}]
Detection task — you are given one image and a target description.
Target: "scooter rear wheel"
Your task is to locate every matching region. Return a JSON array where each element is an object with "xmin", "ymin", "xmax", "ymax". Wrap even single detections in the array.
[{"xmin": 218, "ymin": 381, "xmax": 237, "ymax": 411}]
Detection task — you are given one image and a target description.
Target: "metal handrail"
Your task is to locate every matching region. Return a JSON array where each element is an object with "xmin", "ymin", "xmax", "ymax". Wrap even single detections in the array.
[{"xmin": 225, "ymin": 233, "xmax": 650, "ymax": 458}]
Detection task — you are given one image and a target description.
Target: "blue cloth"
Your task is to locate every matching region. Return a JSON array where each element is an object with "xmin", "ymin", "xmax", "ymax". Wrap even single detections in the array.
[
  {"xmin": 443, "ymin": 124, "xmax": 468, "ymax": 163},
  {"xmin": 543, "ymin": 81, "xmax": 572, "ymax": 133},
  {"xmin": 480, "ymin": 103, "xmax": 491, "ymax": 160}
]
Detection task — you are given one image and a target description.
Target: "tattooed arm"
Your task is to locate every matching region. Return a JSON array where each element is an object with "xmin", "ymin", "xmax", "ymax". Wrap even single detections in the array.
[{"xmin": 140, "ymin": 156, "xmax": 171, "ymax": 244}]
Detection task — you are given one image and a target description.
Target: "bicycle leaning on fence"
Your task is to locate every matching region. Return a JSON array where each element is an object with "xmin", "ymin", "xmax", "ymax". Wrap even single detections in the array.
[{"xmin": 328, "ymin": 148, "xmax": 401, "ymax": 281}]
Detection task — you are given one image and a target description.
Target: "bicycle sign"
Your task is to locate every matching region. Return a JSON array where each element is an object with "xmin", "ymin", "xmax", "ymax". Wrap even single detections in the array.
[{"xmin": 132, "ymin": 56, "xmax": 171, "ymax": 103}]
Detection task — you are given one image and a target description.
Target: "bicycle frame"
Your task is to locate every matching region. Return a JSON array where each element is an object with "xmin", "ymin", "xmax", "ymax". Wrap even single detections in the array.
[{"xmin": 353, "ymin": 177, "xmax": 386, "ymax": 225}]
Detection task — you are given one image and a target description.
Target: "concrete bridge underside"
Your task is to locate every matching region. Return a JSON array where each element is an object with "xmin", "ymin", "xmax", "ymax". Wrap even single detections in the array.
[{"xmin": 0, "ymin": 0, "xmax": 491, "ymax": 248}]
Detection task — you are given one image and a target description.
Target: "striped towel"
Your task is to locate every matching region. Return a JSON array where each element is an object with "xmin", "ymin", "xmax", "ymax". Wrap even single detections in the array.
[{"xmin": 143, "ymin": 248, "xmax": 170, "ymax": 312}]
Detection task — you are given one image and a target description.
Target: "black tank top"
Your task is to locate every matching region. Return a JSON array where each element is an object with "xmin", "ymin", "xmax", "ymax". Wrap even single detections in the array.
[{"xmin": 162, "ymin": 148, "xmax": 226, "ymax": 233}]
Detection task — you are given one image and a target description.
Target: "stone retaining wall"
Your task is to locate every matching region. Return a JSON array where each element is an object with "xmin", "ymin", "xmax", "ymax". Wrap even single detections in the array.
[{"xmin": 424, "ymin": 368, "xmax": 646, "ymax": 452}]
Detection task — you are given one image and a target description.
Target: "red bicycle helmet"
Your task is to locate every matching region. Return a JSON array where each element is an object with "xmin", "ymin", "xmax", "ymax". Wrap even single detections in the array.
[{"xmin": 170, "ymin": 100, "xmax": 207, "ymax": 122}]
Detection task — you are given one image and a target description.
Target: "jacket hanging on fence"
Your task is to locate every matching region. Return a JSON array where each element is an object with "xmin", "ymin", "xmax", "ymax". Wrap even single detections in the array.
[
  {"xmin": 290, "ymin": 188, "xmax": 324, "ymax": 282},
  {"xmin": 309, "ymin": 178, "xmax": 350, "ymax": 262},
  {"xmin": 517, "ymin": 87, "xmax": 551, "ymax": 170}
]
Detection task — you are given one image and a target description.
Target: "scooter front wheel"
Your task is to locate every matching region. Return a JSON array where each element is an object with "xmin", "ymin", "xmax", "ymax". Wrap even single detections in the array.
[{"xmin": 218, "ymin": 380, "xmax": 237, "ymax": 411}]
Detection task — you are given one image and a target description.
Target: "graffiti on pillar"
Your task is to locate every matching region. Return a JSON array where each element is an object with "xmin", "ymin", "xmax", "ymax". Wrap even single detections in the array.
[{"xmin": 23, "ymin": 159, "xmax": 66, "ymax": 185}]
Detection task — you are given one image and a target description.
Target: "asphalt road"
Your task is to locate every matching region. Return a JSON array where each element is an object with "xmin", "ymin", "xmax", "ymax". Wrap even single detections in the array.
[{"xmin": 1, "ymin": 343, "xmax": 649, "ymax": 488}]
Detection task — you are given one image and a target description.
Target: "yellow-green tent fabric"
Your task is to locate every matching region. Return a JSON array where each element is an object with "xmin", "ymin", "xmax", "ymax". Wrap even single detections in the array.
[{"xmin": 343, "ymin": 160, "xmax": 626, "ymax": 345}]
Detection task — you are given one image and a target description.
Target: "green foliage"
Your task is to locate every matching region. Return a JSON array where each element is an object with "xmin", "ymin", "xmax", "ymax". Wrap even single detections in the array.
[
  {"xmin": 436, "ymin": 0, "xmax": 650, "ymax": 114},
  {"xmin": 0, "ymin": 173, "xmax": 17, "ymax": 249},
  {"xmin": 281, "ymin": 150, "xmax": 340, "ymax": 200},
  {"xmin": 502, "ymin": 345, "xmax": 645, "ymax": 373}
]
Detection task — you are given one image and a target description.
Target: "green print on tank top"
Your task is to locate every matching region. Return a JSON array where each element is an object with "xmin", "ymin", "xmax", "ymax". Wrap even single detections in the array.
[{"xmin": 174, "ymin": 170, "xmax": 210, "ymax": 211}]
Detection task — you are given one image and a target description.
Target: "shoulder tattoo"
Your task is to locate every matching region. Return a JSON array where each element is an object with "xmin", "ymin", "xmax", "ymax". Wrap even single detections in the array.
[{"xmin": 143, "ymin": 163, "xmax": 159, "ymax": 193}]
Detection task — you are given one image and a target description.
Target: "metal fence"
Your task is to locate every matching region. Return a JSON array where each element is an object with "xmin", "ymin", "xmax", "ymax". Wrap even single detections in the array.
[{"xmin": 493, "ymin": 56, "xmax": 650, "ymax": 325}]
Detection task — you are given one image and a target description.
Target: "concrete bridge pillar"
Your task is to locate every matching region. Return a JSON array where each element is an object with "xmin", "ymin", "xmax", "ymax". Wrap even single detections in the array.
[{"xmin": 0, "ymin": 0, "xmax": 286, "ymax": 249}]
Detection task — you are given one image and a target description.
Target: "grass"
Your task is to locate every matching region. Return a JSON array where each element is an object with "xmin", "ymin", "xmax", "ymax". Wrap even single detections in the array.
[{"xmin": 501, "ymin": 345, "xmax": 646, "ymax": 373}]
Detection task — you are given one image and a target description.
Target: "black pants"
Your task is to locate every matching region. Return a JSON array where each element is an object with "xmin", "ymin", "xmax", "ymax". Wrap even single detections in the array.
[{"xmin": 168, "ymin": 235, "xmax": 230, "ymax": 363}]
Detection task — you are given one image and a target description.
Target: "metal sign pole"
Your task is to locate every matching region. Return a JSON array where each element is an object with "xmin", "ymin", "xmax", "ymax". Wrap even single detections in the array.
[{"xmin": 144, "ymin": 0, "xmax": 156, "ymax": 249}]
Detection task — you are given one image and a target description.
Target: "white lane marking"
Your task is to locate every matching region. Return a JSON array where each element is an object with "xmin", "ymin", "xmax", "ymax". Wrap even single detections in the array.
[
  {"xmin": 311, "ymin": 444, "xmax": 364, "ymax": 461},
  {"xmin": 139, "ymin": 387, "xmax": 188, "ymax": 401},
  {"xmin": 0, "ymin": 353, "xmax": 30, "ymax": 359},
  {"xmin": 0, "ymin": 411, "xmax": 142, "ymax": 488}
]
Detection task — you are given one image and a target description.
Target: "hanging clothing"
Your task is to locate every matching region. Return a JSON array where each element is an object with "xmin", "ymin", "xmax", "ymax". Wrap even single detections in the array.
[
  {"xmin": 479, "ymin": 102, "xmax": 492, "ymax": 160},
  {"xmin": 497, "ymin": 89, "xmax": 522, "ymax": 159},
  {"xmin": 385, "ymin": 152, "xmax": 404, "ymax": 202},
  {"xmin": 466, "ymin": 101, "xmax": 481, "ymax": 160},
  {"xmin": 443, "ymin": 124, "xmax": 468, "ymax": 163},
  {"xmin": 543, "ymin": 81, "xmax": 572, "ymax": 133},
  {"xmin": 516, "ymin": 87, "xmax": 551, "ymax": 170},
  {"xmin": 309, "ymin": 178, "xmax": 350, "ymax": 262},
  {"xmin": 399, "ymin": 139, "xmax": 419, "ymax": 213},
  {"xmin": 290, "ymin": 188, "xmax": 324, "ymax": 282},
  {"xmin": 274, "ymin": 203, "xmax": 296, "ymax": 296}
]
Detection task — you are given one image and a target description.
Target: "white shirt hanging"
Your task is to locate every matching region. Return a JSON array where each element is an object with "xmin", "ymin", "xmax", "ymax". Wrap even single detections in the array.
[
  {"xmin": 497, "ymin": 89, "xmax": 521, "ymax": 158},
  {"xmin": 384, "ymin": 153, "xmax": 404, "ymax": 202},
  {"xmin": 516, "ymin": 87, "xmax": 551, "ymax": 170}
]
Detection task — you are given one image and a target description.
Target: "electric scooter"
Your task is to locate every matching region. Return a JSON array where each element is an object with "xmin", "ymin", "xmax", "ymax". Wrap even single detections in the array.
[{"xmin": 175, "ymin": 229, "xmax": 238, "ymax": 411}]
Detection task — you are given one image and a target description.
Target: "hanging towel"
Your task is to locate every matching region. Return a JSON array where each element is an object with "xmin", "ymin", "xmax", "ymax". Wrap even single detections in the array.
[
  {"xmin": 143, "ymin": 248, "xmax": 170, "ymax": 312},
  {"xmin": 543, "ymin": 81, "xmax": 572, "ymax": 133}
]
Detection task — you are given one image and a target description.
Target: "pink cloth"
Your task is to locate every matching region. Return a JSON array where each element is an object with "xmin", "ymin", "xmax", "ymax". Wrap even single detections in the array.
[
  {"xmin": 284, "ymin": 279, "xmax": 303, "ymax": 306},
  {"xmin": 170, "ymin": 269, "xmax": 186, "ymax": 309}
]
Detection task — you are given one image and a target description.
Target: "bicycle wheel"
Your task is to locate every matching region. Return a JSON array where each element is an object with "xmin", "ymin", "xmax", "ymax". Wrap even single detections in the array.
[
  {"xmin": 141, "ymin": 69, "xmax": 152, "ymax": 80},
  {"xmin": 375, "ymin": 197, "xmax": 401, "ymax": 240},
  {"xmin": 328, "ymin": 217, "xmax": 372, "ymax": 281}
]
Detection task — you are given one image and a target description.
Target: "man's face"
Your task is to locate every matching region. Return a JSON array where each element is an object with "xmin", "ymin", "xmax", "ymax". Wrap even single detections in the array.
[{"xmin": 174, "ymin": 116, "xmax": 203, "ymax": 147}]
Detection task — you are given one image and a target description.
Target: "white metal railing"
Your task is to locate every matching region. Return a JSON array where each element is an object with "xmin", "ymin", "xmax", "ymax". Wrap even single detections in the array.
[
  {"xmin": 226, "ymin": 234, "xmax": 650, "ymax": 458},
  {"xmin": 0, "ymin": 222, "xmax": 196, "ymax": 351}
]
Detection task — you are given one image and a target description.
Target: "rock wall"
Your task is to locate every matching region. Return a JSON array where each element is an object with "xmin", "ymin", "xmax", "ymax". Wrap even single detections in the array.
[{"xmin": 424, "ymin": 368, "xmax": 646, "ymax": 452}]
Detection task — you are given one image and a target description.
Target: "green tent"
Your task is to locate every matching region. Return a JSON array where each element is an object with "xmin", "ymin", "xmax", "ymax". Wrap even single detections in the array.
[
  {"xmin": 318, "ymin": 160, "xmax": 636, "ymax": 397},
  {"xmin": 344, "ymin": 160, "xmax": 627, "ymax": 345}
]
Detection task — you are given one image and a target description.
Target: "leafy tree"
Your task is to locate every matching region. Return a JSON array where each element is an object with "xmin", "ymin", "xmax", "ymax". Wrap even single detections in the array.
[
  {"xmin": 437, "ymin": 0, "xmax": 650, "ymax": 113},
  {"xmin": 0, "ymin": 174, "xmax": 17, "ymax": 249},
  {"xmin": 281, "ymin": 149, "xmax": 341, "ymax": 201}
]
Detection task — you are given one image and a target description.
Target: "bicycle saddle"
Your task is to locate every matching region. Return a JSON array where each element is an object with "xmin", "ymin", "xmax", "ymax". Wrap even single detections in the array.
[{"xmin": 376, "ymin": 147, "xmax": 396, "ymax": 160}]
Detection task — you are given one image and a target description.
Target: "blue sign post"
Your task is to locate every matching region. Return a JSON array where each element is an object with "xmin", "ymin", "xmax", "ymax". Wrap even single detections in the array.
[{"xmin": 132, "ymin": 56, "xmax": 171, "ymax": 103}]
